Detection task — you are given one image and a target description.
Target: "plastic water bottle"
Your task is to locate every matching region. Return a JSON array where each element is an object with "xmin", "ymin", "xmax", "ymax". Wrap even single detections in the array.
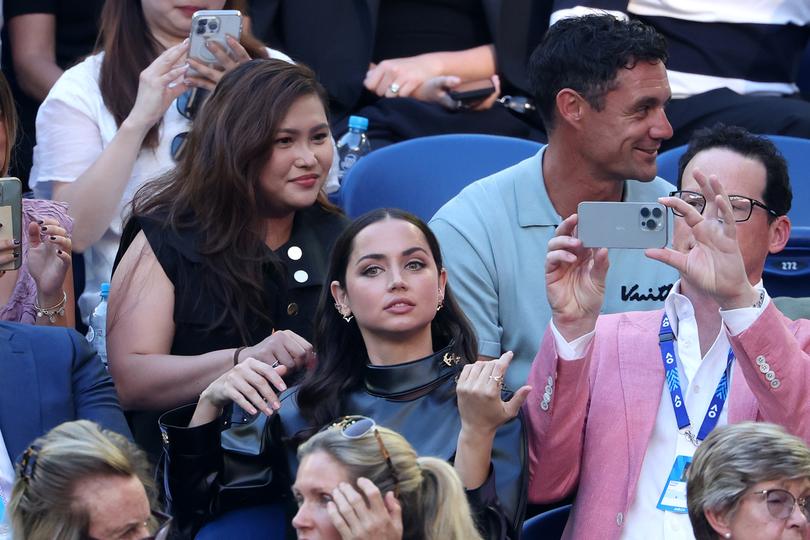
[
  {"xmin": 336, "ymin": 115, "xmax": 371, "ymax": 182},
  {"xmin": 86, "ymin": 282, "xmax": 110, "ymax": 368}
]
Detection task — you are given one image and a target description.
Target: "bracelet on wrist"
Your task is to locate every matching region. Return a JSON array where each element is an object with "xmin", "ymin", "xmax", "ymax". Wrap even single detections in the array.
[
  {"xmin": 34, "ymin": 291, "xmax": 67, "ymax": 324},
  {"xmin": 233, "ymin": 346, "xmax": 247, "ymax": 367}
]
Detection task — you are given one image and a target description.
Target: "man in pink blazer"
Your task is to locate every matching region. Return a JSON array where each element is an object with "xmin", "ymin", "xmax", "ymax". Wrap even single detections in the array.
[{"xmin": 524, "ymin": 125, "xmax": 809, "ymax": 539}]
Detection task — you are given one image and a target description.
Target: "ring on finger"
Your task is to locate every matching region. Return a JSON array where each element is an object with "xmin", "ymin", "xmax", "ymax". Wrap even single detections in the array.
[
  {"xmin": 489, "ymin": 374, "xmax": 505, "ymax": 390},
  {"xmin": 389, "ymin": 82, "xmax": 401, "ymax": 95}
]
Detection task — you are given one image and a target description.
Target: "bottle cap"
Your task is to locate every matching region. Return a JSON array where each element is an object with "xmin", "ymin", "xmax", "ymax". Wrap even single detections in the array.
[
  {"xmin": 347, "ymin": 116, "xmax": 369, "ymax": 131},
  {"xmin": 100, "ymin": 282, "xmax": 110, "ymax": 298}
]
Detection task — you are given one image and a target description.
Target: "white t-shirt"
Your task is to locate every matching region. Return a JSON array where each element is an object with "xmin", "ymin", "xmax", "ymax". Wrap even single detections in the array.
[{"xmin": 30, "ymin": 47, "xmax": 295, "ymax": 320}]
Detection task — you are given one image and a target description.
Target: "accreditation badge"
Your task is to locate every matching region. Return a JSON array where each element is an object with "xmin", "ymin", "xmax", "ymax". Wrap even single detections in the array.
[{"xmin": 656, "ymin": 455, "xmax": 692, "ymax": 513}]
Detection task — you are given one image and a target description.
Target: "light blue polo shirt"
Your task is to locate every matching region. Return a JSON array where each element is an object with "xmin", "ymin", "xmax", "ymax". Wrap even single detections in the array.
[{"xmin": 430, "ymin": 147, "xmax": 678, "ymax": 390}]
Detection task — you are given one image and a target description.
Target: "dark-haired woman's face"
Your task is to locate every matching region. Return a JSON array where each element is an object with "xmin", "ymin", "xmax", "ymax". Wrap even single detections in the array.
[
  {"xmin": 258, "ymin": 94, "xmax": 332, "ymax": 217},
  {"xmin": 332, "ymin": 218, "xmax": 446, "ymax": 345}
]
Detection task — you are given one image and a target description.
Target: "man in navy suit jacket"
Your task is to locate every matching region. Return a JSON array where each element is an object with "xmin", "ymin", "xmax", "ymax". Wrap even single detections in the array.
[{"xmin": 0, "ymin": 321, "xmax": 131, "ymax": 461}]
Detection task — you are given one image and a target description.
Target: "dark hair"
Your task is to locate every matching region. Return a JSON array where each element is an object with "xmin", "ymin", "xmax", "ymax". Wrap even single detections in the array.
[
  {"xmin": 97, "ymin": 0, "xmax": 267, "ymax": 149},
  {"xmin": 295, "ymin": 209, "xmax": 478, "ymax": 433},
  {"xmin": 528, "ymin": 14, "xmax": 668, "ymax": 130},
  {"xmin": 677, "ymin": 124, "xmax": 792, "ymax": 219},
  {"xmin": 0, "ymin": 71, "xmax": 17, "ymax": 175},
  {"xmin": 126, "ymin": 59, "xmax": 335, "ymax": 344}
]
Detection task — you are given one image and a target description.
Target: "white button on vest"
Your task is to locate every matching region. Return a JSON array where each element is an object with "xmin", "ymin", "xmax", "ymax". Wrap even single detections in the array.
[
  {"xmin": 294, "ymin": 270, "xmax": 309, "ymax": 283},
  {"xmin": 287, "ymin": 246, "xmax": 303, "ymax": 260}
]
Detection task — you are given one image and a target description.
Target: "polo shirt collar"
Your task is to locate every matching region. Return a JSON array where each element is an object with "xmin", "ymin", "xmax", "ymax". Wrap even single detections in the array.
[
  {"xmin": 515, "ymin": 146, "xmax": 562, "ymax": 228},
  {"xmin": 516, "ymin": 146, "xmax": 653, "ymax": 228}
]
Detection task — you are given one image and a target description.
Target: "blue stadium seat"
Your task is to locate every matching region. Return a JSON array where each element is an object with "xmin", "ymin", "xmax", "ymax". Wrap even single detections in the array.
[
  {"xmin": 337, "ymin": 134, "xmax": 542, "ymax": 220},
  {"xmin": 656, "ymin": 135, "xmax": 810, "ymax": 297},
  {"xmin": 522, "ymin": 503, "xmax": 571, "ymax": 539}
]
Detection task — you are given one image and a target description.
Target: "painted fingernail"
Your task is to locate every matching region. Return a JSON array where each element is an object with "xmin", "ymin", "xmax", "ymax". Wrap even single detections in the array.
[
  {"xmin": 41, "ymin": 226, "xmax": 48, "ymax": 231},
  {"xmin": 13, "ymin": 252, "xmax": 19, "ymax": 258},
  {"xmin": 57, "ymin": 250, "xmax": 64, "ymax": 255},
  {"xmin": 36, "ymin": 220, "xmax": 43, "ymax": 224},
  {"xmin": 13, "ymin": 240, "xmax": 20, "ymax": 246},
  {"xmin": 50, "ymin": 236, "xmax": 56, "ymax": 240},
  {"xmin": 168, "ymin": 82, "xmax": 179, "ymax": 89}
]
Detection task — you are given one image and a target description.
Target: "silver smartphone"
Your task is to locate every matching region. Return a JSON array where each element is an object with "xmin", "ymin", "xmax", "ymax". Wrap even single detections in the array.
[
  {"xmin": 0, "ymin": 177, "xmax": 22, "ymax": 271},
  {"xmin": 577, "ymin": 201, "xmax": 668, "ymax": 249},
  {"xmin": 189, "ymin": 10, "xmax": 242, "ymax": 67}
]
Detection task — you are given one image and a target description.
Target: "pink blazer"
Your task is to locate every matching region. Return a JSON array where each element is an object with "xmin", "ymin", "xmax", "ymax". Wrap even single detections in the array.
[{"xmin": 523, "ymin": 303, "xmax": 810, "ymax": 540}]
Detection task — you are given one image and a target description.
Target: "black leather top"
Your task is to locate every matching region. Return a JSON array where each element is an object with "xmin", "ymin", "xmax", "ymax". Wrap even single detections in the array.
[{"xmin": 161, "ymin": 344, "xmax": 528, "ymax": 538}]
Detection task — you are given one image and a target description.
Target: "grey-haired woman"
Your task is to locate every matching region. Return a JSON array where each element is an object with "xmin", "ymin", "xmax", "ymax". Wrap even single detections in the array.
[{"xmin": 687, "ymin": 422, "xmax": 810, "ymax": 540}]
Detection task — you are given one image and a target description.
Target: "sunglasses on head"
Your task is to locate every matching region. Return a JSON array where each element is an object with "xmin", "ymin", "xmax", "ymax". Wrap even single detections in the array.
[
  {"xmin": 328, "ymin": 416, "xmax": 400, "ymax": 497},
  {"xmin": 171, "ymin": 87, "xmax": 210, "ymax": 161}
]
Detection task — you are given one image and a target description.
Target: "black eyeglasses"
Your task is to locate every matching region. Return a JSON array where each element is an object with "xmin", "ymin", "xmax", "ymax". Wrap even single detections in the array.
[
  {"xmin": 329, "ymin": 416, "xmax": 400, "ymax": 497},
  {"xmin": 171, "ymin": 87, "xmax": 210, "ymax": 161},
  {"xmin": 669, "ymin": 190, "xmax": 779, "ymax": 222},
  {"xmin": 746, "ymin": 488, "xmax": 809, "ymax": 521}
]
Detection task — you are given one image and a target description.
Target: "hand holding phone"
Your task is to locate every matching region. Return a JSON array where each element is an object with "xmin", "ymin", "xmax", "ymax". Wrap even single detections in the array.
[
  {"xmin": 186, "ymin": 10, "xmax": 246, "ymax": 90},
  {"xmin": 0, "ymin": 177, "xmax": 22, "ymax": 272},
  {"xmin": 189, "ymin": 10, "xmax": 243, "ymax": 67},
  {"xmin": 447, "ymin": 79, "xmax": 497, "ymax": 106},
  {"xmin": 577, "ymin": 201, "xmax": 669, "ymax": 249}
]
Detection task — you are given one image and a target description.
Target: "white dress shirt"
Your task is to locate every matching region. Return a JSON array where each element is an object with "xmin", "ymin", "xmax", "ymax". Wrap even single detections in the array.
[
  {"xmin": 551, "ymin": 280, "xmax": 768, "ymax": 539},
  {"xmin": 0, "ymin": 427, "xmax": 15, "ymax": 540}
]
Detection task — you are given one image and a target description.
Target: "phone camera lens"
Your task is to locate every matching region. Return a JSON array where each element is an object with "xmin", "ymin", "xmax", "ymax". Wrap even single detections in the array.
[
  {"xmin": 196, "ymin": 25, "xmax": 206, "ymax": 34},
  {"xmin": 652, "ymin": 207, "xmax": 663, "ymax": 218},
  {"xmin": 640, "ymin": 207, "xmax": 651, "ymax": 218},
  {"xmin": 646, "ymin": 219, "xmax": 657, "ymax": 230},
  {"xmin": 208, "ymin": 21, "xmax": 219, "ymax": 31}
]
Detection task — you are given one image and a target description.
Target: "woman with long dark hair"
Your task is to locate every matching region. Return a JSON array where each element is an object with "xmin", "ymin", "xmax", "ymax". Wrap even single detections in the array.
[
  {"xmin": 29, "ymin": 0, "xmax": 289, "ymax": 321},
  {"xmin": 162, "ymin": 209, "xmax": 529, "ymax": 539},
  {"xmin": 107, "ymin": 59, "xmax": 346, "ymax": 457}
]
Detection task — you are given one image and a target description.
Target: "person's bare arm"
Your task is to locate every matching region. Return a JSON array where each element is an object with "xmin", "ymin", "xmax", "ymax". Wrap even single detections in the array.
[
  {"xmin": 364, "ymin": 44, "xmax": 496, "ymax": 99},
  {"xmin": 107, "ymin": 231, "xmax": 235, "ymax": 409},
  {"xmin": 108, "ymin": 231, "xmax": 313, "ymax": 410},
  {"xmin": 51, "ymin": 42, "xmax": 190, "ymax": 252},
  {"xmin": 8, "ymin": 14, "xmax": 63, "ymax": 101}
]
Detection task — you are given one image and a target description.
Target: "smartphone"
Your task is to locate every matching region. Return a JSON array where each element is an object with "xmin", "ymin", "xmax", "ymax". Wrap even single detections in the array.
[
  {"xmin": 0, "ymin": 177, "xmax": 22, "ymax": 271},
  {"xmin": 577, "ymin": 201, "xmax": 668, "ymax": 249},
  {"xmin": 448, "ymin": 79, "xmax": 496, "ymax": 104},
  {"xmin": 189, "ymin": 10, "xmax": 242, "ymax": 67}
]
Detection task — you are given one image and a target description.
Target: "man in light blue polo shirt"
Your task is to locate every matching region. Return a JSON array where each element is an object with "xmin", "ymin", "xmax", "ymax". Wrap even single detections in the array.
[{"xmin": 430, "ymin": 15, "xmax": 679, "ymax": 390}]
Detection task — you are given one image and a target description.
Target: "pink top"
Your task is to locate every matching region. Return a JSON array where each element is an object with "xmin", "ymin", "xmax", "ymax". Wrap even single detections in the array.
[{"xmin": 0, "ymin": 198, "xmax": 73, "ymax": 324}]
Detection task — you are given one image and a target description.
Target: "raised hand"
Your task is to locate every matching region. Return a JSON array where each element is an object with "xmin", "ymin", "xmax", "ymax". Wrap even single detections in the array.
[
  {"xmin": 240, "ymin": 329, "xmax": 314, "ymax": 373},
  {"xmin": 456, "ymin": 351, "xmax": 532, "ymax": 436},
  {"xmin": 125, "ymin": 40, "xmax": 190, "ymax": 131},
  {"xmin": 546, "ymin": 214, "xmax": 609, "ymax": 340},
  {"xmin": 646, "ymin": 170, "xmax": 757, "ymax": 309},
  {"xmin": 186, "ymin": 35, "xmax": 252, "ymax": 91},
  {"xmin": 328, "ymin": 478, "xmax": 403, "ymax": 540},
  {"xmin": 26, "ymin": 218, "xmax": 71, "ymax": 301}
]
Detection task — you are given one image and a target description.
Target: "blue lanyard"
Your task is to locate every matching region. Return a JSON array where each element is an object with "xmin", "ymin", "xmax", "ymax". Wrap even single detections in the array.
[{"xmin": 658, "ymin": 314, "xmax": 733, "ymax": 446}]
